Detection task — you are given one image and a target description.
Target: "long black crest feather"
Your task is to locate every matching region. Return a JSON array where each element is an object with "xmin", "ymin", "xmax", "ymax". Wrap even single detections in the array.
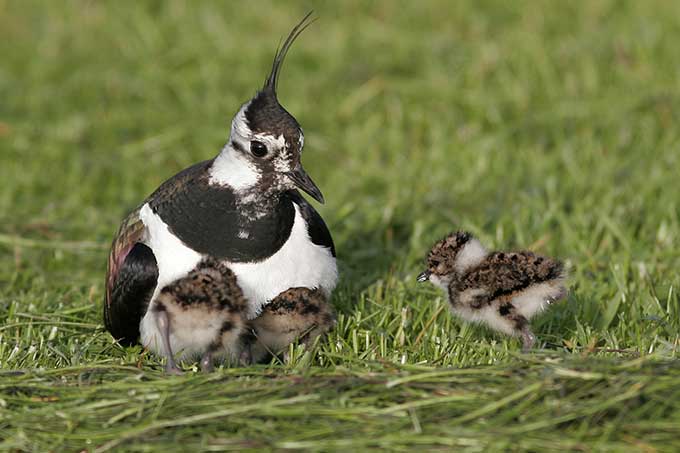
[{"xmin": 264, "ymin": 11, "xmax": 316, "ymax": 94}]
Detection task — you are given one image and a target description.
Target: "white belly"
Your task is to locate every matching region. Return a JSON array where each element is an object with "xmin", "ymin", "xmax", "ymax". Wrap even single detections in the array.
[
  {"xmin": 227, "ymin": 204, "xmax": 338, "ymax": 318},
  {"xmin": 137, "ymin": 202, "xmax": 338, "ymax": 352}
]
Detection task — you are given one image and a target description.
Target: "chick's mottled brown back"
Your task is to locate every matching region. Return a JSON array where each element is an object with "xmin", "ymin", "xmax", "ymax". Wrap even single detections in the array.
[{"xmin": 453, "ymin": 251, "xmax": 564, "ymax": 301}]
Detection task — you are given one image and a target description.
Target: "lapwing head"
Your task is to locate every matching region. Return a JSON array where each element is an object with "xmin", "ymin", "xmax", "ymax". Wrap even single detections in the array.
[
  {"xmin": 418, "ymin": 231, "xmax": 487, "ymax": 288},
  {"xmin": 222, "ymin": 12, "xmax": 324, "ymax": 203}
]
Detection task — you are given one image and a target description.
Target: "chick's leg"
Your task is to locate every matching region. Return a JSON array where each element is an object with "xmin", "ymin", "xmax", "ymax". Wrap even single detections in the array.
[
  {"xmin": 510, "ymin": 312, "xmax": 535, "ymax": 351},
  {"xmin": 200, "ymin": 350, "xmax": 213, "ymax": 373},
  {"xmin": 520, "ymin": 325, "xmax": 536, "ymax": 351},
  {"xmin": 498, "ymin": 302, "xmax": 535, "ymax": 352},
  {"xmin": 153, "ymin": 306, "xmax": 183, "ymax": 375},
  {"xmin": 238, "ymin": 330, "xmax": 256, "ymax": 366},
  {"xmin": 248, "ymin": 288, "xmax": 336, "ymax": 363}
]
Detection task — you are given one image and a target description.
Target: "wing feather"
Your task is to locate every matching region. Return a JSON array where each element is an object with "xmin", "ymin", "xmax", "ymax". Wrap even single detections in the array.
[
  {"xmin": 461, "ymin": 251, "xmax": 563, "ymax": 298},
  {"xmin": 104, "ymin": 207, "xmax": 158, "ymax": 345},
  {"xmin": 105, "ymin": 207, "xmax": 145, "ymax": 309}
]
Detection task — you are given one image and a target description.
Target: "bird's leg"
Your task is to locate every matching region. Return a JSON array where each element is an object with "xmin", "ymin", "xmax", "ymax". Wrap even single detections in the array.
[
  {"xmin": 200, "ymin": 350, "xmax": 214, "ymax": 373},
  {"xmin": 520, "ymin": 325, "xmax": 536, "ymax": 352},
  {"xmin": 500, "ymin": 303, "xmax": 535, "ymax": 352},
  {"xmin": 238, "ymin": 329, "xmax": 256, "ymax": 366},
  {"xmin": 239, "ymin": 346, "xmax": 253, "ymax": 366},
  {"xmin": 154, "ymin": 306, "xmax": 183, "ymax": 375}
]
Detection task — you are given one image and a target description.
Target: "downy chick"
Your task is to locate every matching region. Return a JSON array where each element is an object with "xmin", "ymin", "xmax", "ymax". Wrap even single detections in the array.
[
  {"xmin": 152, "ymin": 257, "xmax": 248, "ymax": 373},
  {"xmin": 417, "ymin": 231, "xmax": 566, "ymax": 350},
  {"xmin": 246, "ymin": 287, "xmax": 336, "ymax": 363}
]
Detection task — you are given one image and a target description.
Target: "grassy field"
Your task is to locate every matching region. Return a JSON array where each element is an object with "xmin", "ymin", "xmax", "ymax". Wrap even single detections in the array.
[{"xmin": 1, "ymin": 0, "xmax": 679, "ymax": 451}]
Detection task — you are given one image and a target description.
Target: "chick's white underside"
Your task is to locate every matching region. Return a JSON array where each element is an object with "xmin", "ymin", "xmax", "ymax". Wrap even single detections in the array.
[
  {"xmin": 151, "ymin": 294, "xmax": 246, "ymax": 361},
  {"xmin": 453, "ymin": 281, "xmax": 565, "ymax": 336},
  {"xmin": 137, "ymin": 202, "xmax": 338, "ymax": 358}
]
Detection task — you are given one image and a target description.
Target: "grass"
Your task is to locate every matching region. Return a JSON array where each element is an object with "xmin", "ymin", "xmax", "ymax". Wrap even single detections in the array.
[{"xmin": 1, "ymin": 0, "xmax": 679, "ymax": 451}]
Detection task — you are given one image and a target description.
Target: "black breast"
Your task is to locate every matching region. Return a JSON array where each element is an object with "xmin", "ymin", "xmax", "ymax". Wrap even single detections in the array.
[{"xmin": 148, "ymin": 161, "xmax": 295, "ymax": 262}]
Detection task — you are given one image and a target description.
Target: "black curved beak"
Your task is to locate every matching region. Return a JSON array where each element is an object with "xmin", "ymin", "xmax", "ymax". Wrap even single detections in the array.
[
  {"xmin": 286, "ymin": 166, "xmax": 325, "ymax": 204},
  {"xmin": 417, "ymin": 270, "xmax": 431, "ymax": 283}
]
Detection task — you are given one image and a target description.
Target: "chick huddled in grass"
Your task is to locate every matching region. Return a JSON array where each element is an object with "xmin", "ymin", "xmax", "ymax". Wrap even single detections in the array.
[
  {"xmin": 153, "ymin": 261, "xmax": 336, "ymax": 372},
  {"xmin": 417, "ymin": 231, "xmax": 567, "ymax": 350},
  {"xmin": 152, "ymin": 257, "xmax": 249, "ymax": 374},
  {"xmin": 246, "ymin": 287, "xmax": 336, "ymax": 363}
]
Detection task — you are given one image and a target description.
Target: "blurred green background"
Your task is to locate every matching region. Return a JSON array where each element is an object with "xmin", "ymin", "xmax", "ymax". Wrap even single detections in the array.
[{"xmin": 1, "ymin": 1, "xmax": 679, "ymax": 451}]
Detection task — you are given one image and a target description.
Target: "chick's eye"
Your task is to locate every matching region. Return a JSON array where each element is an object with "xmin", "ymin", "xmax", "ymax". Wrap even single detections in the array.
[{"xmin": 250, "ymin": 140, "xmax": 268, "ymax": 157}]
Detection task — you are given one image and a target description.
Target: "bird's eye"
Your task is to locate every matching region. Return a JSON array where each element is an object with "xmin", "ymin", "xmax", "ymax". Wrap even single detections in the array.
[{"xmin": 250, "ymin": 140, "xmax": 268, "ymax": 158}]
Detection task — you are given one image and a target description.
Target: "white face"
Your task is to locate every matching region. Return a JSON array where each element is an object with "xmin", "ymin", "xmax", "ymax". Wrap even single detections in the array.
[
  {"xmin": 230, "ymin": 103, "xmax": 292, "ymax": 163},
  {"xmin": 209, "ymin": 101, "xmax": 302, "ymax": 192}
]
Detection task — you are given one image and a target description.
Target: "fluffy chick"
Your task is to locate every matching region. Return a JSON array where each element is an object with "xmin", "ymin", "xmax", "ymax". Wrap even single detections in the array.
[
  {"xmin": 417, "ymin": 231, "xmax": 566, "ymax": 350},
  {"xmin": 152, "ymin": 257, "xmax": 248, "ymax": 373},
  {"xmin": 246, "ymin": 287, "xmax": 336, "ymax": 363}
]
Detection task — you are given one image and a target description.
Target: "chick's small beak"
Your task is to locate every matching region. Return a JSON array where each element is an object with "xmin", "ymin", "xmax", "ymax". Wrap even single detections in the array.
[
  {"xmin": 286, "ymin": 166, "xmax": 325, "ymax": 204},
  {"xmin": 417, "ymin": 270, "xmax": 431, "ymax": 283}
]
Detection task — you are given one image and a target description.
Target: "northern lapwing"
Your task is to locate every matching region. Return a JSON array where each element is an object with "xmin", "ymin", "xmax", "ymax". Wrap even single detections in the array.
[
  {"xmin": 104, "ymin": 13, "xmax": 338, "ymax": 360},
  {"xmin": 417, "ymin": 231, "xmax": 566, "ymax": 350}
]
